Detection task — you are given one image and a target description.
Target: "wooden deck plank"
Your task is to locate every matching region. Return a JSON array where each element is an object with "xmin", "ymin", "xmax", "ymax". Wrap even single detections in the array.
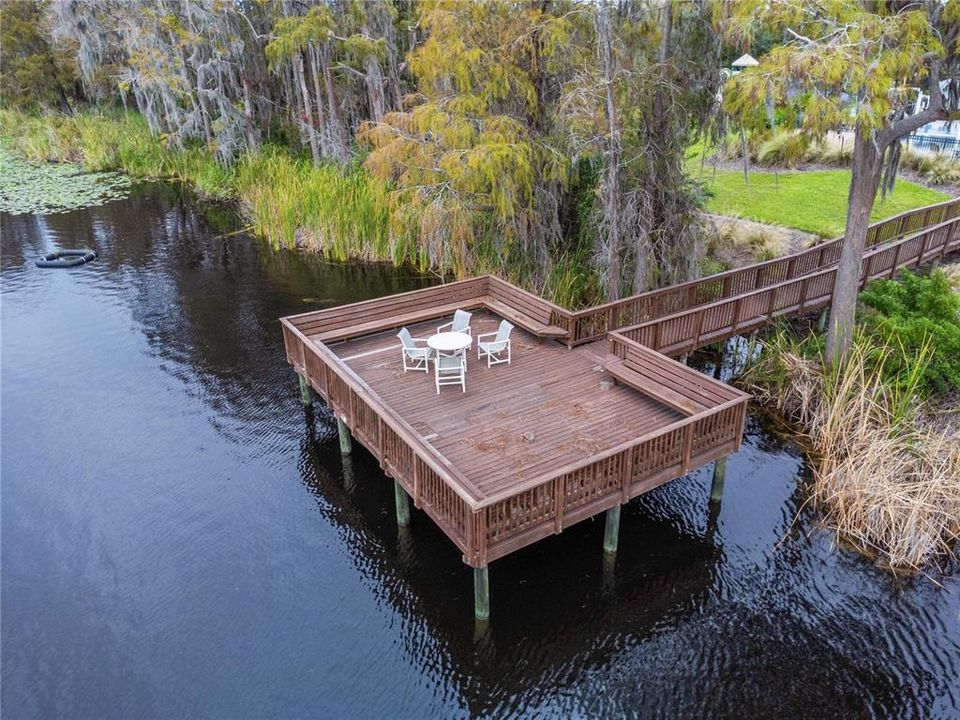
[{"xmin": 330, "ymin": 310, "xmax": 682, "ymax": 499}]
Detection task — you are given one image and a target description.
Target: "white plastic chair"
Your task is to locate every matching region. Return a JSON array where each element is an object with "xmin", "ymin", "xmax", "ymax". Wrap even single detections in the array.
[
  {"xmin": 437, "ymin": 309, "xmax": 473, "ymax": 336},
  {"xmin": 397, "ymin": 327, "xmax": 432, "ymax": 372},
  {"xmin": 435, "ymin": 350, "xmax": 466, "ymax": 393},
  {"xmin": 477, "ymin": 320, "xmax": 513, "ymax": 367}
]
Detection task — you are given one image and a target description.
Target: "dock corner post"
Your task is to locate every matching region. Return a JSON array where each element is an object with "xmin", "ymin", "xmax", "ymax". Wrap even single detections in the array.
[
  {"xmin": 394, "ymin": 480, "xmax": 410, "ymax": 527},
  {"xmin": 474, "ymin": 565, "xmax": 490, "ymax": 621},
  {"xmin": 297, "ymin": 372, "xmax": 312, "ymax": 407},
  {"xmin": 710, "ymin": 457, "xmax": 727, "ymax": 504},
  {"xmin": 603, "ymin": 505, "xmax": 621, "ymax": 555},
  {"xmin": 336, "ymin": 416, "xmax": 352, "ymax": 455}
]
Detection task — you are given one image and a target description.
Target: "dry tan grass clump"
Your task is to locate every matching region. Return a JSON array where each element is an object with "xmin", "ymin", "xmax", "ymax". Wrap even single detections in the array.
[{"xmin": 746, "ymin": 336, "xmax": 960, "ymax": 572}]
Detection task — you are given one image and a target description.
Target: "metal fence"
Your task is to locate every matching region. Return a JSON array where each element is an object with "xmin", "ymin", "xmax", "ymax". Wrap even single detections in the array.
[{"xmin": 907, "ymin": 133, "xmax": 960, "ymax": 160}]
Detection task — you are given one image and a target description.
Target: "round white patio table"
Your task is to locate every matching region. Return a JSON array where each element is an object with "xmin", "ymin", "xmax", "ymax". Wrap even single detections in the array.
[{"xmin": 427, "ymin": 331, "xmax": 472, "ymax": 353}]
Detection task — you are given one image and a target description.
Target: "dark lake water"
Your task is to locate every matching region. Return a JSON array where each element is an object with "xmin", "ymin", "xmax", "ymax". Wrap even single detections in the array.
[{"xmin": 2, "ymin": 184, "xmax": 958, "ymax": 719}]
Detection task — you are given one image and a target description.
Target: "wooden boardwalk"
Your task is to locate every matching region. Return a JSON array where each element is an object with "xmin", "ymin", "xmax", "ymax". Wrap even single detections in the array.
[
  {"xmin": 280, "ymin": 196, "xmax": 958, "ymax": 616},
  {"xmin": 566, "ymin": 197, "xmax": 960, "ymax": 347}
]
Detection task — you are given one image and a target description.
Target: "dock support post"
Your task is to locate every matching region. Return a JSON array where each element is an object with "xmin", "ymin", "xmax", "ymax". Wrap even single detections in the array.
[
  {"xmin": 678, "ymin": 353, "xmax": 689, "ymax": 366},
  {"xmin": 336, "ymin": 416, "xmax": 352, "ymax": 455},
  {"xmin": 394, "ymin": 480, "xmax": 410, "ymax": 527},
  {"xmin": 817, "ymin": 307, "xmax": 829, "ymax": 333},
  {"xmin": 603, "ymin": 505, "xmax": 621, "ymax": 555},
  {"xmin": 711, "ymin": 457, "xmax": 727, "ymax": 504},
  {"xmin": 713, "ymin": 343, "xmax": 725, "ymax": 380},
  {"xmin": 297, "ymin": 372, "xmax": 312, "ymax": 407},
  {"xmin": 474, "ymin": 566, "xmax": 490, "ymax": 621}
]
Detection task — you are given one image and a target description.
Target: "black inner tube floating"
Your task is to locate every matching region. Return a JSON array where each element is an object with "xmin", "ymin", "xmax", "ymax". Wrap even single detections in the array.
[{"xmin": 35, "ymin": 249, "xmax": 97, "ymax": 268}]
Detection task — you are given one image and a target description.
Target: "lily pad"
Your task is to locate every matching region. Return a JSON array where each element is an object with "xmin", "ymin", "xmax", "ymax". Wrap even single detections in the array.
[{"xmin": 0, "ymin": 146, "xmax": 131, "ymax": 215}]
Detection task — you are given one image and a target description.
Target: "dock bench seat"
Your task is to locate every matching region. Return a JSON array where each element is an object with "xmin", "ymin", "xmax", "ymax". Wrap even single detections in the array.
[
  {"xmin": 315, "ymin": 297, "xmax": 567, "ymax": 344},
  {"xmin": 483, "ymin": 299, "xmax": 568, "ymax": 339},
  {"xmin": 315, "ymin": 300, "xmax": 486, "ymax": 343},
  {"xmin": 603, "ymin": 357, "xmax": 705, "ymax": 416}
]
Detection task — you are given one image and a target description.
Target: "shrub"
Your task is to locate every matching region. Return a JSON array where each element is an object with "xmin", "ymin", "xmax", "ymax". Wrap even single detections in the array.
[{"xmin": 858, "ymin": 269, "xmax": 960, "ymax": 395}]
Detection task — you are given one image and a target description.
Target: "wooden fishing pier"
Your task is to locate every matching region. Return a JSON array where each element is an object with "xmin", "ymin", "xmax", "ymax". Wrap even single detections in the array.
[{"xmin": 281, "ymin": 198, "xmax": 960, "ymax": 619}]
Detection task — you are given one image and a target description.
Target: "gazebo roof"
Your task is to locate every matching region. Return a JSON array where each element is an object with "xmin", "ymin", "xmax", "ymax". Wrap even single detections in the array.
[{"xmin": 732, "ymin": 53, "xmax": 759, "ymax": 68}]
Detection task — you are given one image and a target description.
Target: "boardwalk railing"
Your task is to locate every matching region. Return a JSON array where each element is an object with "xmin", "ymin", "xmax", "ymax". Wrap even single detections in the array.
[
  {"xmin": 283, "ymin": 275, "xmax": 571, "ymax": 344},
  {"xmin": 282, "ymin": 285, "xmax": 748, "ymax": 567},
  {"xmin": 615, "ymin": 214, "xmax": 960, "ymax": 356},
  {"xmin": 565, "ymin": 197, "xmax": 960, "ymax": 346}
]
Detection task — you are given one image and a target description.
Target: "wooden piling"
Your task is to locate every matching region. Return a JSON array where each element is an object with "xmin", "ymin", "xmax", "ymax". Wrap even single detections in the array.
[
  {"xmin": 297, "ymin": 372, "xmax": 312, "ymax": 407},
  {"xmin": 711, "ymin": 456, "xmax": 727, "ymax": 503},
  {"xmin": 394, "ymin": 480, "xmax": 410, "ymax": 527},
  {"xmin": 474, "ymin": 566, "xmax": 490, "ymax": 621},
  {"xmin": 337, "ymin": 416, "xmax": 352, "ymax": 455},
  {"xmin": 603, "ymin": 505, "xmax": 621, "ymax": 554}
]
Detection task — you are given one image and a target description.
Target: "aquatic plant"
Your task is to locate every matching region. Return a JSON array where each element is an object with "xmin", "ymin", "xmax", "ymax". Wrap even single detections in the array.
[
  {"xmin": 744, "ymin": 327, "xmax": 960, "ymax": 572},
  {"xmin": 0, "ymin": 145, "xmax": 130, "ymax": 215}
]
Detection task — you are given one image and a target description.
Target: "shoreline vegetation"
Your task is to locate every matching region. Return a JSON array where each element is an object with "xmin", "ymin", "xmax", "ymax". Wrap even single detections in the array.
[
  {"xmin": 0, "ymin": 108, "xmax": 603, "ymax": 308},
  {"xmin": 743, "ymin": 270, "xmax": 960, "ymax": 573},
  {"xmin": 2, "ymin": 108, "xmax": 951, "ymax": 303}
]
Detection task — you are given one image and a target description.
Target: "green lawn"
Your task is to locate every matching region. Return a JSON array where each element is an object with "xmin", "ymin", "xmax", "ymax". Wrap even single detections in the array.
[{"xmin": 692, "ymin": 166, "xmax": 951, "ymax": 237}]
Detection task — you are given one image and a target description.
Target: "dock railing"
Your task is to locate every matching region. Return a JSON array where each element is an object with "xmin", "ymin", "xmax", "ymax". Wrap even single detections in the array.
[
  {"xmin": 615, "ymin": 213, "xmax": 960, "ymax": 356},
  {"xmin": 565, "ymin": 197, "xmax": 960, "ymax": 346},
  {"xmin": 476, "ymin": 333, "xmax": 748, "ymax": 564}
]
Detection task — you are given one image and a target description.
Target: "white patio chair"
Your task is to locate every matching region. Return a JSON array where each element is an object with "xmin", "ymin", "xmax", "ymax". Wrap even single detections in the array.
[
  {"xmin": 397, "ymin": 327, "xmax": 432, "ymax": 373},
  {"xmin": 477, "ymin": 320, "xmax": 513, "ymax": 367},
  {"xmin": 435, "ymin": 350, "xmax": 466, "ymax": 393},
  {"xmin": 437, "ymin": 309, "xmax": 473, "ymax": 336}
]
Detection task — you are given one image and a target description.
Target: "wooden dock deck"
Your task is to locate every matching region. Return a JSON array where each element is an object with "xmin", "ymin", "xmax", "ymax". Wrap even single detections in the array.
[{"xmin": 282, "ymin": 278, "xmax": 748, "ymax": 573}]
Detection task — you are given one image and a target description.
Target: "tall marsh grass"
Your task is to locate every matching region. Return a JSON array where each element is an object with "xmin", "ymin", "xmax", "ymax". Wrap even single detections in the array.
[
  {"xmin": 744, "ymin": 329, "xmax": 960, "ymax": 572},
  {"xmin": 1, "ymin": 109, "xmax": 398, "ymax": 261},
  {"xmin": 235, "ymin": 150, "xmax": 394, "ymax": 261}
]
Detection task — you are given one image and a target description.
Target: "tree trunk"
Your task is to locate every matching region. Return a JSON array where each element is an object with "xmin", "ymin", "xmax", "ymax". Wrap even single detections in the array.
[
  {"xmin": 240, "ymin": 72, "xmax": 260, "ymax": 150},
  {"xmin": 308, "ymin": 43, "xmax": 331, "ymax": 156},
  {"xmin": 321, "ymin": 42, "xmax": 350, "ymax": 162},
  {"xmin": 598, "ymin": 0, "xmax": 621, "ymax": 301},
  {"xmin": 363, "ymin": 47, "xmax": 387, "ymax": 122},
  {"xmin": 282, "ymin": 62, "xmax": 296, "ymax": 126},
  {"xmin": 293, "ymin": 51, "xmax": 321, "ymax": 164},
  {"xmin": 825, "ymin": 129, "xmax": 884, "ymax": 364}
]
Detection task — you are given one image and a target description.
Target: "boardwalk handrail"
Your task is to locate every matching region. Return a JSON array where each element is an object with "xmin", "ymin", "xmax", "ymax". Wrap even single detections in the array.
[
  {"xmin": 614, "ymin": 213, "xmax": 960, "ymax": 355},
  {"xmin": 565, "ymin": 196, "xmax": 960, "ymax": 346}
]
